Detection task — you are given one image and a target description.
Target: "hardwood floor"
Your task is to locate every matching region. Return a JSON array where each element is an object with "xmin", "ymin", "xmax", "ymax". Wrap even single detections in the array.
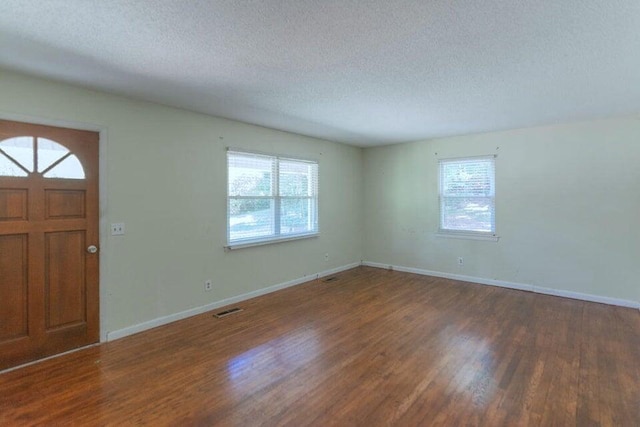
[{"xmin": 1, "ymin": 267, "xmax": 638, "ymax": 426}]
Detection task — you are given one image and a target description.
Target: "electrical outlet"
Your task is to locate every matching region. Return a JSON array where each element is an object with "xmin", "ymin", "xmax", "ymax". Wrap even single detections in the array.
[
  {"xmin": 111, "ymin": 223, "xmax": 125, "ymax": 236},
  {"xmin": 324, "ymin": 253, "xmax": 329, "ymax": 262},
  {"xmin": 458, "ymin": 257, "xmax": 464, "ymax": 266},
  {"xmin": 204, "ymin": 280, "xmax": 212, "ymax": 291}
]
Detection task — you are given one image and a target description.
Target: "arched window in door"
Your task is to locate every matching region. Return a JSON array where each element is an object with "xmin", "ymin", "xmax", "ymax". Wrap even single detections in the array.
[{"xmin": 0, "ymin": 136, "xmax": 85, "ymax": 179}]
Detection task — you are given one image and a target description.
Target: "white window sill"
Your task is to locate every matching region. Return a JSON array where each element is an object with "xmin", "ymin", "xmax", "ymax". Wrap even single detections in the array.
[
  {"xmin": 225, "ymin": 232, "xmax": 319, "ymax": 250},
  {"xmin": 435, "ymin": 232, "xmax": 500, "ymax": 242}
]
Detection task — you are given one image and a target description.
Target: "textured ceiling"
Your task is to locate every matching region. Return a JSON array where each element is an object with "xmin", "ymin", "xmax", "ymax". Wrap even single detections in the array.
[{"xmin": 1, "ymin": 1, "xmax": 639, "ymax": 146}]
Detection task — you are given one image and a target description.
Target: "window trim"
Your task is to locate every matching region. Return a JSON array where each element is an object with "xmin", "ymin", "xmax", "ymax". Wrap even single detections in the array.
[
  {"xmin": 438, "ymin": 155, "xmax": 497, "ymax": 239},
  {"xmin": 434, "ymin": 232, "xmax": 499, "ymax": 242},
  {"xmin": 225, "ymin": 148, "xmax": 319, "ymax": 249}
]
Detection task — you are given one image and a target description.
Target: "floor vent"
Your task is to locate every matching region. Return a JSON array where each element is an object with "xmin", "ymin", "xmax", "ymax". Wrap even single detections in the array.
[
  {"xmin": 322, "ymin": 276, "xmax": 338, "ymax": 283},
  {"xmin": 214, "ymin": 307, "xmax": 243, "ymax": 318}
]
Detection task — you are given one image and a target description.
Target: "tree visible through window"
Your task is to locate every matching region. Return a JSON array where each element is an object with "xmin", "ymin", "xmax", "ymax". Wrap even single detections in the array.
[
  {"xmin": 227, "ymin": 150, "xmax": 318, "ymax": 246},
  {"xmin": 439, "ymin": 156, "xmax": 495, "ymax": 235}
]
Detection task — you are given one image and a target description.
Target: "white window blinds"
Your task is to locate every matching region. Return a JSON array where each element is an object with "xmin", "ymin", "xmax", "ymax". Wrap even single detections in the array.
[
  {"xmin": 439, "ymin": 156, "xmax": 495, "ymax": 235},
  {"xmin": 227, "ymin": 150, "xmax": 318, "ymax": 247}
]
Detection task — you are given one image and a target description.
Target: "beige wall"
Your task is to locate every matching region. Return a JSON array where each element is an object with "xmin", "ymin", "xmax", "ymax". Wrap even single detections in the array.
[
  {"xmin": 363, "ymin": 116, "xmax": 640, "ymax": 304},
  {"xmin": 2, "ymin": 68, "xmax": 638, "ymax": 340},
  {"xmin": 0, "ymin": 70, "xmax": 364, "ymax": 337}
]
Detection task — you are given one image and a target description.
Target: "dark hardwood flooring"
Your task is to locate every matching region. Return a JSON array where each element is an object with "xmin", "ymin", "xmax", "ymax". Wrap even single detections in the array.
[{"xmin": 1, "ymin": 267, "xmax": 638, "ymax": 426}]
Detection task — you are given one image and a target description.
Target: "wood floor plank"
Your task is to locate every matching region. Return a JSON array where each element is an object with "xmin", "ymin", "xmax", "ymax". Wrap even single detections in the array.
[{"xmin": 1, "ymin": 267, "xmax": 638, "ymax": 426}]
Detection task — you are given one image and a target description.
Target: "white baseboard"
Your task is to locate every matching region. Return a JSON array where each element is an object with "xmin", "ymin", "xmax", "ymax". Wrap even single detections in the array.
[
  {"xmin": 105, "ymin": 262, "xmax": 361, "ymax": 342},
  {"xmin": 362, "ymin": 261, "xmax": 639, "ymax": 309}
]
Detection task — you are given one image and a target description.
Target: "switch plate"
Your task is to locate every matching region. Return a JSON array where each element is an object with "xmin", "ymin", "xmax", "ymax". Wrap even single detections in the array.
[{"xmin": 111, "ymin": 223, "xmax": 125, "ymax": 236}]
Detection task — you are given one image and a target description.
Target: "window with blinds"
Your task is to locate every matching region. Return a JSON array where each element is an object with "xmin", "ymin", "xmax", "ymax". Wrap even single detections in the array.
[
  {"xmin": 227, "ymin": 150, "xmax": 318, "ymax": 247},
  {"xmin": 439, "ymin": 156, "xmax": 495, "ymax": 235}
]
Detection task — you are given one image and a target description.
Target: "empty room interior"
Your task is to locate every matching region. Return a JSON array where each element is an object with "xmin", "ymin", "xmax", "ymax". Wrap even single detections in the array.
[{"xmin": 0, "ymin": 1, "xmax": 639, "ymax": 425}]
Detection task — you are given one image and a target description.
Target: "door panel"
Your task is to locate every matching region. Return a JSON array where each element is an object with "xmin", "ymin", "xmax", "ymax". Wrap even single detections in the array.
[
  {"xmin": 0, "ymin": 234, "xmax": 28, "ymax": 341},
  {"xmin": 45, "ymin": 231, "xmax": 86, "ymax": 330},
  {"xmin": 0, "ymin": 119, "xmax": 99, "ymax": 370},
  {"xmin": 0, "ymin": 189, "xmax": 28, "ymax": 221},
  {"xmin": 45, "ymin": 190, "xmax": 86, "ymax": 219}
]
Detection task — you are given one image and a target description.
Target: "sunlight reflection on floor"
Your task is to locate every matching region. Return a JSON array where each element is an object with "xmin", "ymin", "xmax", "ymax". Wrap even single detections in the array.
[{"xmin": 226, "ymin": 328, "xmax": 320, "ymax": 393}]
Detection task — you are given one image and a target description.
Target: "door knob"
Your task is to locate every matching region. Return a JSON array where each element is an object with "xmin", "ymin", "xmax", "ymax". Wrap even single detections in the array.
[{"xmin": 87, "ymin": 245, "xmax": 98, "ymax": 254}]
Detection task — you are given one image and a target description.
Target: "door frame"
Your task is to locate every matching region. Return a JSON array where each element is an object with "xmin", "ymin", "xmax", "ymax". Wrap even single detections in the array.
[{"xmin": 0, "ymin": 111, "xmax": 109, "ymax": 343}]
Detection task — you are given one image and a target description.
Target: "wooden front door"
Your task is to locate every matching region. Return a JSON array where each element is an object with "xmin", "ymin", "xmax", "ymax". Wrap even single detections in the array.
[{"xmin": 0, "ymin": 120, "xmax": 99, "ymax": 370}]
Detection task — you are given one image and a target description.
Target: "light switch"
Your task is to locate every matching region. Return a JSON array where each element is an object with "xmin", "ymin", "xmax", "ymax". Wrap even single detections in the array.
[{"xmin": 111, "ymin": 223, "xmax": 125, "ymax": 236}]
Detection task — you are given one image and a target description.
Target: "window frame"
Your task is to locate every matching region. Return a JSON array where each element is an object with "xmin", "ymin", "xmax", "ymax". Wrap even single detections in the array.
[
  {"xmin": 226, "ymin": 148, "xmax": 319, "ymax": 249},
  {"xmin": 438, "ymin": 155, "xmax": 497, "ymax": 240}
]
